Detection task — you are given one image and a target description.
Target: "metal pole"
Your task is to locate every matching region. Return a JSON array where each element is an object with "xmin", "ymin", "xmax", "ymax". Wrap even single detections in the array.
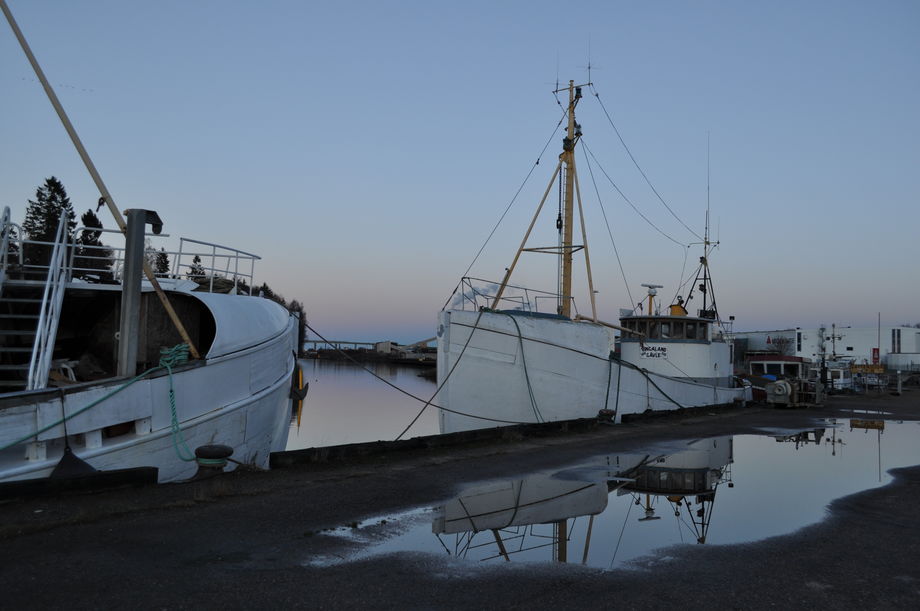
[
  {"xmin": 2, "ymin": 0, "xmax": 200, "ymax": 359},
  {"xmin": 490, "ymin": 161, "xmax": 562, "ymax": 309},
  {"xmin": 572, "ymin": 164, "xmax": 597, "ymax": 321},
  {"xmin": 117, "ymin": 210, "xmax": 147, "ymax": 376}
]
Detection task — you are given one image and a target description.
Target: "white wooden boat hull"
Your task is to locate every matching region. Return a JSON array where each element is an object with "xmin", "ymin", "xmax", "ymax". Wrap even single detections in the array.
[
  {"xmin": 436, "ymin": 310, "xmax": 749, "ymax": 434},
  {"xmin": 0, "ymin": 297, "xmax": 298, "ymax": 484}
]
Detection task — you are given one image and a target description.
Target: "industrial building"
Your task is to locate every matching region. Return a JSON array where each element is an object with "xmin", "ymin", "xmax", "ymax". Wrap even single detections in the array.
[{"xmin": 733, "ymin": 324, "xmax": 920, "ymax": 372}]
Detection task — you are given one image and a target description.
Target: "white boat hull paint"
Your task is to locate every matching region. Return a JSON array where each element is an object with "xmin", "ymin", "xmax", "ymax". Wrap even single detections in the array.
[
  {"xmin": 0, "ymin": 313, "xmax": 297, "ymax": 484},
  {"xmin": 436, "ymin": 310, "xmax": 749, "ymax": 434}
]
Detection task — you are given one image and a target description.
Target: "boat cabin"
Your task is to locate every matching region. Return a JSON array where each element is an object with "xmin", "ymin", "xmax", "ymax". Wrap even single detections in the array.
[
  {"xmin": 618, "ymin": 316, "xmax": 714, "ymax": 343},
  {"xmin": 747, "ymin": 354, "xmax": 811, "ymax": 379}
]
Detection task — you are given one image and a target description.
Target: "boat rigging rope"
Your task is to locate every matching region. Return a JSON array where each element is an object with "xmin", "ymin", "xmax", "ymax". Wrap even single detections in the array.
[
  {"xmin": 589, "ymin": 84, "xmax": 703, "ymax": 242},
  {"xmin": 501, "ymin": 312, "xmax": 544, "ymax": 423},
  {"xmin": 580, "ymin": 138, "xmax": 687, "ymax": 248},
  {"xmin": 302, "ymin": 320, "xmax": 531, "ymax": 439},
  {"xmin": 394, "ymin": 309, "xmax": 491, "ymax": 440},
  {"xmin": 579, "ymin": 142, "xmax": 635, "ymax": 309},
  {"xmin": 442, "ymin": 107, "xmax": 569, "ymax": 311}
]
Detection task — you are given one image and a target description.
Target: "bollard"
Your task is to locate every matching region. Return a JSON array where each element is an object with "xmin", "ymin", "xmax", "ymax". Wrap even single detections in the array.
[{"xmin": 193, "ymin": 444, "xmax": 234, "ymax": 479}]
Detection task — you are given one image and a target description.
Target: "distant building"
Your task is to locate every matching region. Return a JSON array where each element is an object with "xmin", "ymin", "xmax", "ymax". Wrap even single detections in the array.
[{"xmin": 733, "ymin": 325, "xmax": 920, "ymax": 371}]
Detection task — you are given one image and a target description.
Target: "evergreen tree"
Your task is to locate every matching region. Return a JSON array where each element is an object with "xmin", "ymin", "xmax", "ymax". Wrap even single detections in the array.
[
  {"xmin": 186, "ymin": 255, "xmax": 205, "ymax": 280},
  {"xmin": 3, "ymin": 224, "xmax": 20, "ymax": 268},
  {"xmin": 155, "ymin": 248, "xmax": 170, "ymax": 276},
  {"xmin": 73, "ymin": 208, "xmax": 114, "ymax": 281},
  {"xmin": 22, "ymin": 177, "xmax": 77, "ymax": 267}
]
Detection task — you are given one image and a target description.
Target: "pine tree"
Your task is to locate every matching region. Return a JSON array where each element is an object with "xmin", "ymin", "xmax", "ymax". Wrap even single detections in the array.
[
  {"xmin": 73, "ymin": 208, "xmax": 114, "ymax": 281},
  {"xmin": 22, "ymin": 177, "xmax": 77, "ymax": 267},
  {"xmin": 155, "ymin": 248, "xmax": 170, "ymax": 276},
  {"xmin": 186, "ymin": 255, "xmax": 205, "ymax": 280}
]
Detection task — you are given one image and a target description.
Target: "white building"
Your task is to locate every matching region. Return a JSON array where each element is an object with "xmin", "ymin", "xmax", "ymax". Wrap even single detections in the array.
[{"xmin": 734, "ymin": 325, "xmax": 920, "ymax": 371}]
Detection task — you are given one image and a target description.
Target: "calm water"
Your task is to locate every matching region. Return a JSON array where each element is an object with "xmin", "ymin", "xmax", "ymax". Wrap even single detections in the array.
[
  {"xmin": 286, "ymin": 360, "xmax": 439, "ymax": 449},
  {"xmin": 309, "ymin": 418, "xmax": 920, "ymax": 570}
]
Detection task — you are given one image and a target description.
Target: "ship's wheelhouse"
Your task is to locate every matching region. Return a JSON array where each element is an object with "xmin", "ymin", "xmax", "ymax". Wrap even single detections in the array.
[{"xmin": 618, "ymin": 316, "xmax": 715, "ymax": 343}]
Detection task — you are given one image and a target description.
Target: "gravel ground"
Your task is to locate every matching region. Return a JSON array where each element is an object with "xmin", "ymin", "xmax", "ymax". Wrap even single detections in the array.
[{"xmin": 0, "ymin": 391, "xmax": 918, "ymax": 609}]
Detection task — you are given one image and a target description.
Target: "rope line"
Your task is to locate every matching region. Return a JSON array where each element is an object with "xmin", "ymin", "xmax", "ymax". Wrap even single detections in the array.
[
  {"xmin": 0, "ymin": 344, "xmax": 196, "ymax": 461},
  {"xmin": 160, "ymin": 344, "xmax": 196, "ymax": 462},
  {"xmin": 443, "ymin": 108, "xmax": 569, "ymax": 311},
  {"xmin": 502, "ymin": 312, "xmax": 544, "ymax": 423},
  {"xmin": 590, "ymin": 85, "xmax": 702, "ymax": 241},
  {"xmin": 303, "ymin": 321, "xmax": 530, "ymax": 431},
  {"xmin": 394, "ymin": 309, "xmax": 489, "ymax": 440},
  {"xmin": 581, "ymin": 139, "xmax": 688, "ymax": 248},
  {"xmin": 580, "ymin": 141, "xmax": 635, "ymax": 309}
]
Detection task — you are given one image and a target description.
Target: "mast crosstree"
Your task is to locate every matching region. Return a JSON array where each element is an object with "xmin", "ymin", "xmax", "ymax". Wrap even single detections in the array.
[{"xmin": 491, "ymin": 80, "xmax": 597, "ymax": 321}]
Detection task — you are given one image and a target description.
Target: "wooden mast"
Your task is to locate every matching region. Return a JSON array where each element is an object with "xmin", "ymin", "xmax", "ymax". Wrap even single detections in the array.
[
  {"xmin": 559, "ymin": 81, "xmax": 579, "ymax": 318},
  {"xmin": 491, "ymin": 80, "xmax": 593, "ymax": 318}
]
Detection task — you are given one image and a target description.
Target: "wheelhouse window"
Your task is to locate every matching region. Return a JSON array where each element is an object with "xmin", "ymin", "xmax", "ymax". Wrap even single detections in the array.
[
  {"xmin": 671, "ymin": 321, "xmax": 684, "ymax": 339},
  {"xmin": 660, "ymin": 322, "xmax": 671, "ymax": 339}
]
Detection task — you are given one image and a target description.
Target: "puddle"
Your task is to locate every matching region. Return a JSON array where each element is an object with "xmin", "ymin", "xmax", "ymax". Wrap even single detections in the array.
[{"xmin": 305, "ymin": 418, "xmax": 920, "ymax": 571}]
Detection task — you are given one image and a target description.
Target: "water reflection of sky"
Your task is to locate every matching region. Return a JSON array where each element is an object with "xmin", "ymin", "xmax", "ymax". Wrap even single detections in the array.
[
  {"xmin": 310, "ymin": 420, "xmax": 920, "ymax": 571},
  {"xmin": 287, "ymin": 360, "xmax": 439, "ymax": 449}
]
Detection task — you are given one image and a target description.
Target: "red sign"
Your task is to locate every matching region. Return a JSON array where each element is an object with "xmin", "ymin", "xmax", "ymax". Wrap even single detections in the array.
[{"xmin": 872, "ymin": 348, "xmax": 880, "ymax": 364}]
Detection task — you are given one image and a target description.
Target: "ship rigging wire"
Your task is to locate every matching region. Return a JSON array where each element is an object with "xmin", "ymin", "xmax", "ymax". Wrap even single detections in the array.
[
  {"xmin": 302, "ymin": 321, "xmax": 530, "ymax": 434},
  {"xmin": 581, "ymin": 139, "xmax": 688, "ymax": 248},
  {"xmin": 589, "ymin": 84, "xmax": 703, "ymax": 242},
  {"xmin": 443, "ymin": 107, "xmax": 570, "ymax": 310},
  {"xmin": 579, "ymin": 143, "xmax": 635, "ymax": 310}
]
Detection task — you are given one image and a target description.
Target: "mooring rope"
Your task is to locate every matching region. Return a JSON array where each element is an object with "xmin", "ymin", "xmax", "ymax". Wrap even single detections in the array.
[
  {"xmin": 302, "ymin": 320, "xmax": 531, "ymax": 435},
  {"xmin": 0, "ymin": 344, "xmax": 197, "ymax": 460},
  {"xmin": 159, "ymin": 344, "xmax": 197, "ymax": 462},
  {"xmin": 501, "ymin": 312, "xmax": 544, "ymax": 423}
]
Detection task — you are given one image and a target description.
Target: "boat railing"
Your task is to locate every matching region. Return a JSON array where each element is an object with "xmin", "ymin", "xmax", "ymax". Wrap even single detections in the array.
[
  {"xmin": 451, "ymin": 277, "xmax": 579, "ymax": 316},
  {"xmin": 66, "ymin": 229, "xmax": 260, "ymax": 295},
  {"xmin": 0, "ymin": 206, "xmax": 14, "ymax": 292},
  {"xmin": 27, "ymin": 211, "xmax": 72, "ymax": 390},
  {"xmin": 174, "ymin": 237, "xmax": 260, "ymax": 295},
  {"xmin": 6, "ymin": 224, "xmax": 261, "ymax": 295}
]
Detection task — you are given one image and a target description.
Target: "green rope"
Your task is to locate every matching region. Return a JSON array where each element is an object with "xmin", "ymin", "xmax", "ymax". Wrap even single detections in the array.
[
  {"xmin": 159, "ymin": 344, "xmax": 195, "ymax": 462},
  {"xmin": 0, "ymin": 367, "xmax": 161, "ymax": 453},
  {"xmin": 0, "ymin": 344, "xmax": 195, "ymax": 465}
]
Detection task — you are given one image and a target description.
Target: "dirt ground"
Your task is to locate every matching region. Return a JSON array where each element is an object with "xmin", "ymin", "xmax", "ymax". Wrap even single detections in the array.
[{"xmin": 1, "ymin": 390, "xmax": 918, "ymax": 609}]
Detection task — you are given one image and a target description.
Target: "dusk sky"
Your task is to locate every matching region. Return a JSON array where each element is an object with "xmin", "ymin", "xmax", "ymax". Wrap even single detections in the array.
[{"xmin": 2, "ymin": 1, "xmax": 918, "ymax": 343}]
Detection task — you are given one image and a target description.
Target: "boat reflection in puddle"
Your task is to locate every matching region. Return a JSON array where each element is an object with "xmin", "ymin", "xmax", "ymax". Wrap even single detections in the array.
[
  {"xmin": 435, "ymin": 435, "xmax": 732, "ymax": 566},
  {"xmin": 312, "ymin": 419, "xmax": 920, "ymax": 570}
]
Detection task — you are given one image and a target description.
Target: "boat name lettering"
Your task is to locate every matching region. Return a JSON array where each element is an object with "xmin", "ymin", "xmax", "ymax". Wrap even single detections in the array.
[{"xmin": 640, "ymin": 345, "xmax": 668, "ymax": 359}]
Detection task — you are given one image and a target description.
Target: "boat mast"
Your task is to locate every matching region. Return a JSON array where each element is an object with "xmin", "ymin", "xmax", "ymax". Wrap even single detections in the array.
[
  {"xmin": 559, "ymin": 81, "xmax": 579, "ymax": 318},
  {"xmin": 491, "ymin": 80, "xmax": 595, "ymax": 320}
]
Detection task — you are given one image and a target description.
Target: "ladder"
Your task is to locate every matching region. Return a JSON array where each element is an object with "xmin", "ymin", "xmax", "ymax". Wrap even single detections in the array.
[{"xmin": 0, "ymin": 207, "xmax": 71, "ymax": 392}]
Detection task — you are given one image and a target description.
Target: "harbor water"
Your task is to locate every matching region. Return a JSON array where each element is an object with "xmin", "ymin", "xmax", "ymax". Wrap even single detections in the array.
[
  {"xmin": 308, "ymin": 418, "xmax": 920, "ymax": 571},
  {"xmin": 286, "ymin": 359, "xmax": 439, "ymax": 449}
]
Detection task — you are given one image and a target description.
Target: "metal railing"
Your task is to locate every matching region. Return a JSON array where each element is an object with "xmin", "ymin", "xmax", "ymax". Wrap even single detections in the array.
[
  {"xmin": 27, "ymin": 211, "xmax": 72, "ymax": 390},
  {"xmin": 59, "ymin": 228, "xmax": 261, "ymax": 295},
  {"xmin": 449, "ymin": 276, "xmax": 578, "ymax": 316},
  {"xmin": 0, "ymin": 206, "xmax": 13, "ymax": 292},
  {"xmin": 174, "ymin": 237, "xmax": 260, "ymax": 295}
]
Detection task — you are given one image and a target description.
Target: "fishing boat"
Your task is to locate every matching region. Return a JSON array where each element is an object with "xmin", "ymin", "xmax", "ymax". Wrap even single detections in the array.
[
  {"xmin": 0, "ymin": 2, "xmax": 299, "ymax": 485},
  {"xmin": 436, "ymin": 81, "xmax": 750, "ymax": 433},
  {"xmin": 0, "ymin": 210, "xmax": 299, "ymax": 484}
]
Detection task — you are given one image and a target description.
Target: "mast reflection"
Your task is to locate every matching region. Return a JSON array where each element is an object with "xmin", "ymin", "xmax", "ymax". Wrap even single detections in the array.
[{"xmin": 432, "ymin": 436, "xmax": 734, "ymax": 563}]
